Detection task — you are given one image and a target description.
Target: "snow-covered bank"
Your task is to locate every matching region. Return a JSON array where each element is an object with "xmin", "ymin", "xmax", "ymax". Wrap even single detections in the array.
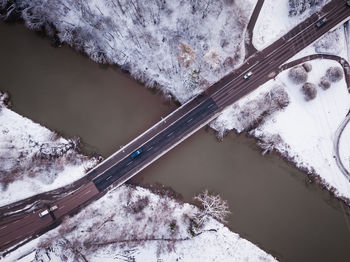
[
  {"xmin": 0, "ymin": 94, "xmax": 277, "ymax": 261},
  {"xmin": 0, "ymin": 0, "xmax": 256, "ymax": 103},
  {"xmin": 212, "ymin": 58, "xmax": 350, "ymax": 201},
  {"xmin": 0, "ymin": 92, "xmax": 98, "ymax": 206},
  {"xmin": 254, "ymin": 60, "xmax": 350, "ymax": 198},
  {"xmin": 3, "ymin": 185, "xmax": 277, "ymax": 262},
  {"xmin": 0, "ymin": 101, "xmax": 282, "ymax": 261}
]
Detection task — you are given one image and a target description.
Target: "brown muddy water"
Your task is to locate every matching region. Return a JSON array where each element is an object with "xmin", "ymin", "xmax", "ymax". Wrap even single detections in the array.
[{"xmin": 1, "ymin": 21, "xmax": 350, "ymax": 262}]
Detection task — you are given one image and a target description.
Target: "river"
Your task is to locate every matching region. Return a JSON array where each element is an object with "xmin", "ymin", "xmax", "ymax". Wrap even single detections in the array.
[{"xmin": 1, "ymin": 21, "xmax": 350, "ymax": 262}]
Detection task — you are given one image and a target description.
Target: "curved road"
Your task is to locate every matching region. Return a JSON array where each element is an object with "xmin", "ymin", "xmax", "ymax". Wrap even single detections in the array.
[
  {"xmin": 334, "ymin": 111, "xmax": 350, "ymax": 180},
  {"xmin": 244, "ymin": 0, "xmax": 265, "ymax": 59}
]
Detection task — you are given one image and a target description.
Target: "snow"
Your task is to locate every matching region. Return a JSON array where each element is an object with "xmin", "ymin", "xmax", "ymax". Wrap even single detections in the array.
[
  {"xmin": 253, "ymin": 0, "xmax": 330, "ymax": 50},
  {"xmin": 2, "ymin": 185, "xmax": 277, "ymax": 262},
  {"xmin": 0, "ymin": 101, "xmax": 97, "ymax": 207},
  {"xmin": 285, "ymin": 25, "xmax": 348, "ymax": 63}
]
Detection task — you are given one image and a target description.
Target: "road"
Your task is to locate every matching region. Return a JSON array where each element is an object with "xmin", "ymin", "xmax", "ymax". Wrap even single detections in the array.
[
  {"xmin": 1, "ymin": 0, "xmax": 350, "ymax": 254},
  {"xmin": 245, "ymin": 0, "xmax": 265, "ymax": 58},
  {"xmin": 334, "ymin": 110, "xmax": 350, "ymax": 180}
]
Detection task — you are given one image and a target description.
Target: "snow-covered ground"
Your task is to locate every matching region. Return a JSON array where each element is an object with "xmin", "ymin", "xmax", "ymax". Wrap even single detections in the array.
[
  {"xmin": 3, "ymin": 185, "xmax": 277, "ymax": 262},
  {"xmin": 0, "ymin": 93, "xmax": 98, "ymax": 206},
  {"xmin": 253, "ymin": 0, "xmax": 330, "ymax": 50}
]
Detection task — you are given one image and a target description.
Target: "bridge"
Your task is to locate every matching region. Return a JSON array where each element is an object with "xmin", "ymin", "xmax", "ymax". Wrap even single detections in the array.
[{"xmin": 1, "ymin": 0, "xmax": 350, "ymax": 254}]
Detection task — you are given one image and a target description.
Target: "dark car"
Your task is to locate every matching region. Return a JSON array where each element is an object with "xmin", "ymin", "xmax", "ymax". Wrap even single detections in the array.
[
  {"xmin": 316, "ymin": 18, "xmax": 327, "ymax": 28},
  {"xmin": 130, "ymin": 148, "xmax": 143, "ymax": 159}
]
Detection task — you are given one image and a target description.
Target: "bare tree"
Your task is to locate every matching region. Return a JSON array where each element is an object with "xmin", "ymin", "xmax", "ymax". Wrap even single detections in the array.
[{"xmin": 194, "ymin": 190, "xmax": 230, "ymax": 225}]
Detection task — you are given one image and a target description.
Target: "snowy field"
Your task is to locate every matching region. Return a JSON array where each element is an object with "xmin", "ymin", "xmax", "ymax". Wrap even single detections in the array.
[
  {"xmin": 0, "ymin": 94, "xmax": 98, "ymax": 206},
  {"xmin": 253, "ymin": 0, "xmax": 330, "ymax": 50},
  {"xmin": 3, "ymin": 185, "xmax": 277, "ymax": 262}
]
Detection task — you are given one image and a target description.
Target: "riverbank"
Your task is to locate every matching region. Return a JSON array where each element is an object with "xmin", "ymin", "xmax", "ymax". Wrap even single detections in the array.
[
  {"xmin": 0, "ymin": 92, "xmax": 98, "ymax": 206},
  {"xmin": 0, "ymin": 96, "xmax": 277, "ymax": 261}
]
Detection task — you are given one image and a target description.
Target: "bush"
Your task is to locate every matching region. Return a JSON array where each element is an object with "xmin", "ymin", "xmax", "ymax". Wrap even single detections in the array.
[
  {"xmin": 326, "ymin": 66, "xmax": 343, "ymax": 83},
  {"xmin": 318, "ymin": 76, "xmax": 331, "ymax": 90},
  {"xmin": 302, "ymin": 63, "xmax": 312, "ymax": 72},
  {"xmin": 127, "ymin": 196, "xmax": 149, "ymax": 214},
  {"xmin": 288, "ymin": 66, "xmax": 308, "ymax": 84},
  {"xmin": 302, "ymin": 82, "xmax": 317, "ymax": 101}
]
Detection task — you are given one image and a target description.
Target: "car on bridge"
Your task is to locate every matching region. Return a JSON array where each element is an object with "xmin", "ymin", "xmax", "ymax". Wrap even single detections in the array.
[
  {"xmin": 243, "ymin": 71, "xmax": 253, "ymax": 79},
  {"xmin": 347, "ymin": 1, "xmax": 350, "ymax": 6},
  {"xmin": 38, "ymin": 205, "xmax": 58, "ymax": 217},
  {"xmin": 316, "ymin": 18, "xmax": 327, "ymax": 28},
  {"xmin": 130, "ymin": 148, "xmax": 143, "ymax": 159}
]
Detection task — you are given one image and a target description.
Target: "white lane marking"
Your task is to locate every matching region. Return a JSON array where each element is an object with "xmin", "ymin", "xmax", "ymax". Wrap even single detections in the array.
[
  {"xmin": 146, "ymin": 147, "xmax": 153, "ymax": 152},
  {"xmin": 186, "ymin": 118, "xmax": 193, "ymax": 123},
  {"xmin": 3, "ymin": 240, "xmax": 10, "ymax": 245},
  {"xmin": 208, "ymin": 104, "xmax": 214, "ymax": 108},
  {"xmin": 59, "ymin": 205, "xmax": 65, "ymax": 210},
  {"xmin": 126, "ymin": 161, "xmax": 133, "ymax": 166},
  {"xmin": 13, "ymin": 220, "xmax": 19, "ymax": 224},
  {"xmin": 167, "ymin": 132, "xmax": 174, "ymax": 137},
  {"xmin": 83, "ymin": 190, "xmax": 91, "ymax": 196},
  {"xmin": 0, "ymin": 225, "xmax": 7, "ymax": 230},
  {"xmin": 106, "ymin": 175, "xmax": 112, "ymax": 181}
]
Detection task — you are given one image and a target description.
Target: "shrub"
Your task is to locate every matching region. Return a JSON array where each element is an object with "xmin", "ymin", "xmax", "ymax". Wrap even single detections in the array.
[
  {"xmin": 326, "ymin": 66, "xmax": 343, "ymax": 83},
  {"xmin": 127, "ymin": 196, "xmax": 149, "ymax": 214},
  {"xmin": 288, "ymin": 66, "xmax": 308, "ymax": 84},
  {"xmin": 302, "ymin": 82, "xmax": 317, "ymax": 101},
  {"xmin": 318, "ymin": 76, "xmax": 331, "ymax": 90},
  {"xmin": 302, "ymin": 63, "xmax": 312, "ymax": 72}
]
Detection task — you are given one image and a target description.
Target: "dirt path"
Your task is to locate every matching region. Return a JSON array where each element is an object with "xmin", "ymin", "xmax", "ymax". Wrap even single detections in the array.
[
  {"xmin": 334, "ymin": 111, "xmax": 350, "ymax": 181},
  {"xmin": 245, "ymin": 0, "xmax": 265, "ymax": 59}
]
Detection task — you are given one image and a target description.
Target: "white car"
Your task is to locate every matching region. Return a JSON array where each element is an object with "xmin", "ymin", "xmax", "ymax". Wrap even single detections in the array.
[
  {"xmin": 50, "ymin": 205, "xmax": 58, "ymax": 212},
  {"xmin": 243, "ymin": 71, "xmax": 253, "ymax": 79},
  {"xmin": 38, "ymin": 205, "xmax": 58, "ymax": 217},
  {"xmin": 38, "ymin": 209, "xmax": 49, "ymax": 217}
]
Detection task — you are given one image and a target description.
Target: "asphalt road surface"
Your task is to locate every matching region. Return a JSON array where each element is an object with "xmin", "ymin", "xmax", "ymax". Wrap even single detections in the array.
[{"xmin": 1, "ymin": 0, "xmax": 350, "ymax": 254}]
